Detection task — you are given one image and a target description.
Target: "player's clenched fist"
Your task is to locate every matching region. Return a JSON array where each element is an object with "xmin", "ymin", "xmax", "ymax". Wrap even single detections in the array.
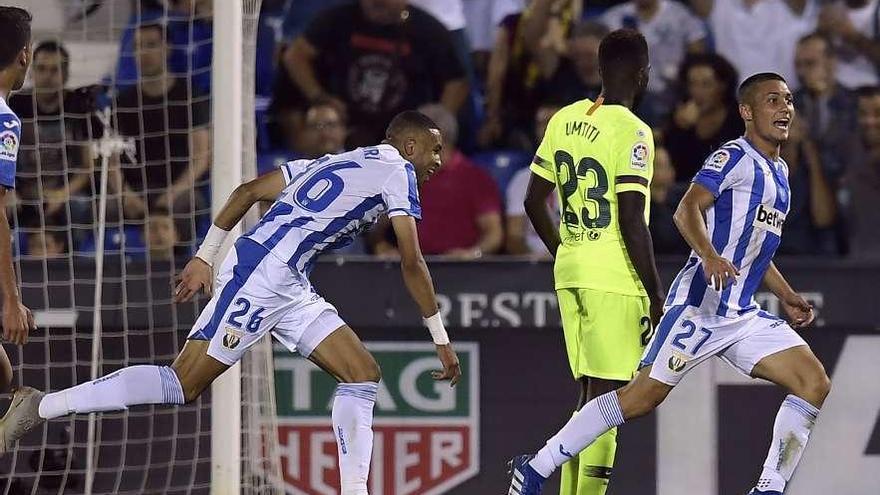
[
  {"xmin": 702, "ymin": 253, "xmax": 740, "ymax": 291},
  {"xmin": 432, "ymin": 344, "xmax": 461, "ymax": 387},
  {"xmin": 174, "ymin": 257, "xmax": 213, "ymax": 303},
  {"xmin": 2, "ymin": 300, "xmax": 35, "ymax": 345}
]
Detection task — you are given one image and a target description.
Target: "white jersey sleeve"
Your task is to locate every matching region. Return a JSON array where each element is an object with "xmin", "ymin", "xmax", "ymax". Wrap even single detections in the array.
[
  {"xmin": 382, "ymin": 163, "xmax": 421, "ymax": 220},
  {"xmin": 279, "ymin": 159, "xmax": 311, "ymax": 185}
]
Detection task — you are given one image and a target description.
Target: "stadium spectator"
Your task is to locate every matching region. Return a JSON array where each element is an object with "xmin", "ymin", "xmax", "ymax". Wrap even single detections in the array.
[
  {"xmin": 818, "ymin": 0, "xmax": 880, "ymax": 89},
  {"xmin": 297, "ymin": 98, "xmax": 349, "ymax": 158},
  {"xmin": 462, "ymin": 0, "xmax": 525, "ymax": 75},
  {"xmin": 533, "ymin": 21, "xmax": 606, "ymax": 121},
  {"xmin": 649, "ymin": 145, "xmax": 689, "ymax": 255},
  {"xmin": 779, "ymin": 117, "xmax": 840, "ymax": 255},
  {"xmin": 691, "ymin": 0, "xmax": 817, "ymax": 85},
  {"xmin": 793, "ymin": 33, "xmax": 858, "ymax": 180},
  {"xmin": 112, "ymin": 22, "xmax": 210, "ymax": 245},
  {"xmin": 599, "ymin": 0, "xmax": 706, "ymax": 123},
  {"xmin": 505, "ymin": 102, "xmax": 561, "ymax": 256},
  {"xmin": 274, "ymin": 0, "xmax": 469, "ymax": 148},
  {"xmin": 664, "ymin": 53, "xmax": 744, "ymax": 182},
  {"xmin": 114, "ymin": 0, "xmax": 213, "ymax": 92},
  {"xmin": 841, "ymin": 87, "xmax": 880, "ymax": 258},
  {"xmin": 9, "ymin": 41, "xmax": 99, "ymax": 242},
  {"xmin": 479, "ymin": 0, "xmax": 582, "ymax": 148},
  {"xmin": 370, "ymin": 104, "xmax": 503, "ymax": 259},
  {"xmin": 26, "ymin": 231, "xmax": 64, "ymax": 258},
  {"xmin": 146, "ymin": 210, "xmax": 181, "ymax": 262}
]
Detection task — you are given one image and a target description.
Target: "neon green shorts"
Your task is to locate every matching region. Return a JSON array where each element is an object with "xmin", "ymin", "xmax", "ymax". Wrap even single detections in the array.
[{"xmin": 557, "ymin": 288, "xmax": 651, "ymax": 381}]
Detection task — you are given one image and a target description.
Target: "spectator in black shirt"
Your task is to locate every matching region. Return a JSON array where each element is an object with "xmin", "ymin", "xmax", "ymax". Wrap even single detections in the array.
[
  {"xmin": 537, "ymin": 21, "xmax": 606, "ymax": 110},
  {"xmin": 9, "ymin": 41, "xmax": 101, "ymax": 249},
  {"xmin": 664, "ymin": 53, "xmax": 743, "ymax": 182},
  {"xmin": 113, "ymin": 22, "xmax": 210, "ymax": 244},
  {"xmin": 275, "ymin": 0, "xmax": 469, "ymax": 148}
]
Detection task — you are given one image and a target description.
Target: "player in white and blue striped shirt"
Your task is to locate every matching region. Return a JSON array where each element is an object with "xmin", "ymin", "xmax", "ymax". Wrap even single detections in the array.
[
  {"xmin": 0, "ymin": 6, "xmax": 34, "ymax": 395},
  {"xmin": 3, "ymin": 111, "xmax": 461, "ymax": 495},
  {"xmin": 509, "ymin": 74, "xmax": 831, "ymax": 495}
]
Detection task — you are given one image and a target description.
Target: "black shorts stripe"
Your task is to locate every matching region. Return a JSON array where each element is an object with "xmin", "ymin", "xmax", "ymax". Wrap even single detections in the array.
[{"xmin": 615, "ymin": 175, "xmax": 649, "ymax": 187}]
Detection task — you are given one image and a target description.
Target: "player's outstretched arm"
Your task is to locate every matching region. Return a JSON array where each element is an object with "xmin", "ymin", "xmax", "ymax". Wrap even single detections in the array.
[
  {"xmin": 174, "ymin": 169, "xmax": 287, "ymax": 302},
  {"xmin": 390, "ymin": 214, "xmax": 461, "ymax": 386},
  {"xmin": 674, "ymin": 183, "xmax": 740, "ymax": 291},
  {"xmin": 0, "ymin": 188, "xmax": 34, "ymax": 345},
  {"xmin": 763, "ymin": 261, "xmax": 815, "ymax": 328},
  {"xmin": 524, "ymin": 173, "xmax": 561, "ymax": 257},
  {"xmin": 618, "ymin": 191, "xmax": 665, "ymax": 326}
]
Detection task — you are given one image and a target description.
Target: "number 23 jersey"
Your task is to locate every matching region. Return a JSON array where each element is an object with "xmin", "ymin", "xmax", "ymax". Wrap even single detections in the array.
[
  {"xmin": 531, "ymin": 98, "xmax": 654, "ymax": 296},
  {"xmin": 244, "ymin": 144, "xmax": 421, "ymax": 275}
]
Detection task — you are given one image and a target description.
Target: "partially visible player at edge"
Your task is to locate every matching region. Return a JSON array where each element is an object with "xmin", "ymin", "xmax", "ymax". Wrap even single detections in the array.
[
  {"xmin": 1, "ymin": 111, "xmax": 462, "ymax": 495},
  {"xmin": 517, "ymin": 29, "xmax": 664, "ymax": 495},
  {"xmin": 509, "ymin": 73, "xmax": 831, "ymax": 495},
  {"xmin": 0, "ymin": 7, "xmax": 35, "ymax": 397}
]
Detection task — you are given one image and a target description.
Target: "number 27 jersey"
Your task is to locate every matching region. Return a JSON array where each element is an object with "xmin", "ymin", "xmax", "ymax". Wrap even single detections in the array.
[
  {"xmin": 531, "ymin": 99, "xmax": 654, "ymax": 296},
  {"xmin": 244, "ymin": 144, "xmax": 421, "ymax": 275}
]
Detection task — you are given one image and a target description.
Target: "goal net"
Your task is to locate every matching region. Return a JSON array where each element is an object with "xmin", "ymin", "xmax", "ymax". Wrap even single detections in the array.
[{"xmin": 0, "ymin": 1, "xmax": 281, "ymax": 493}]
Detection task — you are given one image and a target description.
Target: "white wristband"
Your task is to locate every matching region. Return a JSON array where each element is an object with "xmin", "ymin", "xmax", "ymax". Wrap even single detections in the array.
[
  {"xmin": 423, "ymin": 312, "xmax": 450, "ymax": 345},
  {"xmin": 195, "ymin": 224, "xmax": 230, "ymax": 267}
]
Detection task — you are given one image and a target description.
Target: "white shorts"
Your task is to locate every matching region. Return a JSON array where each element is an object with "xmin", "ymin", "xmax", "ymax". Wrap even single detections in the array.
[
  {"xmin": 187, "ymin": 238, "xmax": 345, "ymax": 365},
  {"xmin": 640, "ymin": 305, "xmax": 807, "ymax": 386}
]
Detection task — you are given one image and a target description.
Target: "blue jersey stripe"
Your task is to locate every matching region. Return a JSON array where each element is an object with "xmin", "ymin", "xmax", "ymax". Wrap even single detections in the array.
[
  {"xmin": 263, "ymin": 215, "xmax": 313, "ymax": 251},
  {"xmin": 190, "ymin": 238, "xmax": 271, "ymax": 340},
  {"xmin": 684, "ymin": 263, "xmax": 709, "ymax": 308},
  {"xmin": 717, "ymin": 158, "xmax": 764, "ymax": 315},
  {"xmin": 665, "ymin": 257, "xmax": 698, "ymax": 307},
  {"xmin": 288, "ymin": 194, "xmax": 383, "ymax": 271},
  {"xmin": 641, "ymin": 305, "xmax": 688, "ymax": 367},
  {"xmin": 245, "ymin": 201, "xmax": 294, "ymax": 237},
  {"xmin": 737, "ymin": 162, "xmax": 786, "ymax": 309},
  {"xmin": 712, "ymin": 188, "xmax": 735, "ymax": 316},
  {"xmin": 403, "ymin": 162, "xmax": 422, "ymax": 219}
]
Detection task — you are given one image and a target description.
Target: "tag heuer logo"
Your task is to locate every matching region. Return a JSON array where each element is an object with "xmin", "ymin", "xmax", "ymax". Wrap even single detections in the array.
[
  {"xmin": 274, "ymin": 342, "xmax": 480, "ymax": 495},
  {"xmin": 223, "ymin": 327, "xmax": 242, "ymax": 349}
]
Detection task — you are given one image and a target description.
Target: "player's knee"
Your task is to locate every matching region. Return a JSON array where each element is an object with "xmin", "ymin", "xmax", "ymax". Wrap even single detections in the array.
[
  {"xmin": 339, "ymin": 355, "xmax": 381, "ymax": 384},
  {"xmin": 792, "ymin": 365, "xmax": 832, "ymax": 408},
  {"xmin": 804, "ymin": 371, "xmax": 832, "ymax": 407}
]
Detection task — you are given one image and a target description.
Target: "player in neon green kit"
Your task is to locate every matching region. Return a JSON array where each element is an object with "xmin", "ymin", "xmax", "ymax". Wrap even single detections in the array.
[{"xmin": 515, "ymin": 29, "xmax": 664, "ymax": 495}]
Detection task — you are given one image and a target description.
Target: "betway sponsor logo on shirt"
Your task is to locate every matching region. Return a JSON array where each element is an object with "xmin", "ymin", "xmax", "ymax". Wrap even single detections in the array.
[{"xmin": 753, "ymin": 204, "xmax": 785, "ymax": 236}]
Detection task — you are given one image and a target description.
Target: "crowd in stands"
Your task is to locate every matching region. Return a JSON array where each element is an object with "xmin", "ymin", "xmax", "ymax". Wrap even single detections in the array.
[{"xmin": 10, "ymin": 0, "xmax": 880, "ymax": 262}]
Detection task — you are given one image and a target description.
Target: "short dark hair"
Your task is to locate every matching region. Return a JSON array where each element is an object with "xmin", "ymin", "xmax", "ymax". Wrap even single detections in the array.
[
  {"xmin": 33, "ymin": 40, "xmax": 70, "ymax": 81},
  {"xmin": 598, "ymin": 29, "xmax": 649, "ymax": 81},
  {"xmin": 738, "ymin": 72, "xmax": 788, "ymax": 104},
  {"xmin": 385, "ymin": 110, "xmax": 439, "ymax": 140},
  {"xmin": 0, "ymin": 7, "xmax": 32, "ymax": 70}
]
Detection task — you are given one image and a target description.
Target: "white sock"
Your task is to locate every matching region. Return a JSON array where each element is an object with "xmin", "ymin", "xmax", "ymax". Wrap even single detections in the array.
[
  {"xmin": 755, "ymin": 394, "xmax": 819, "ymax": 493},
  {"xmin": 333, "ymin": 382, "xmax": 378, "ymax": 495},
  {"xmin": 529, "ymin": 391, "xmax": 625, "ymax": 478},
  {"xmin": 38, "ymin": 365, "xmax": 185, "ymax": 420}
]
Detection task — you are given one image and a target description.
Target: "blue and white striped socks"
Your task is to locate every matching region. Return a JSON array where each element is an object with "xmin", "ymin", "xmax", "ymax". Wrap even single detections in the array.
[
  {"xmin": 38, "ymin": 365, "xmax": 185, "ymax": 420},
  {"xmin": 332, "ymin": 382, "xmax": 379, "ymax": 495},
  {"xmin": 529, "ymin": 391, "xmax": 626, "ymax": 478},
  {"xmin": 756, "ymin": 394, "xmax": 820, "ymax": 493}
]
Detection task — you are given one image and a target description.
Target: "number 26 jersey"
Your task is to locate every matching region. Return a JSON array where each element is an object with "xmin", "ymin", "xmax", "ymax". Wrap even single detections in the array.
[{"xmin": 530, "ymin": 98, "xmax": 654, "ymax": 296}]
